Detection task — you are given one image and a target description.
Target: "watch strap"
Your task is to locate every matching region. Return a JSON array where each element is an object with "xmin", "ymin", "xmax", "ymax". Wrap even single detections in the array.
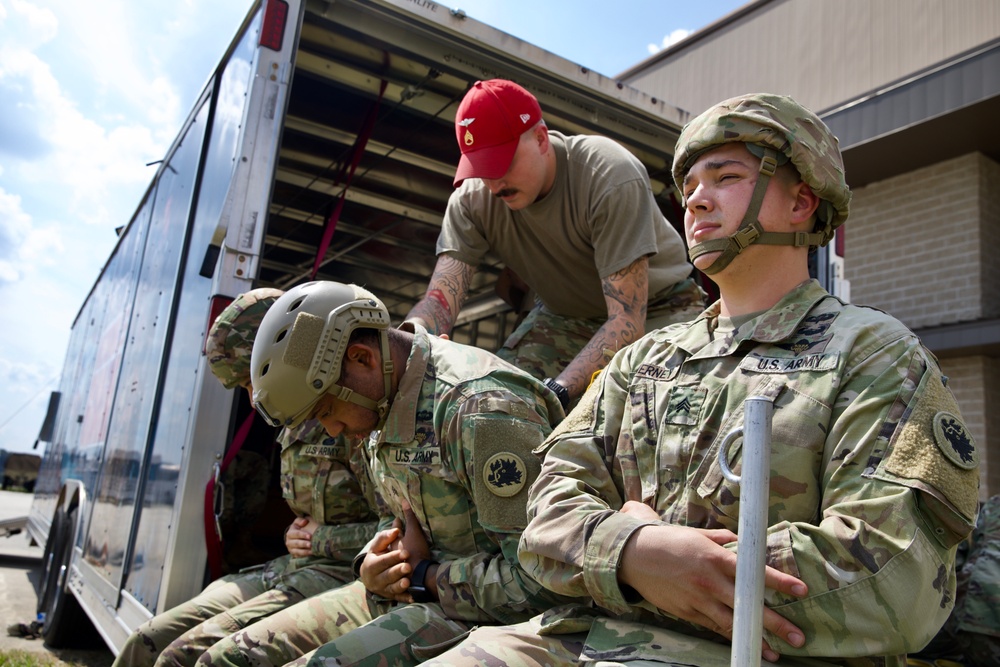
[
  {"xmin": 407, "ymin": 559, "xmax": 436, "ymax": 603},
  {"xmin": 544, "ymin": 377, "xmax": 570, "ymax": 411}
]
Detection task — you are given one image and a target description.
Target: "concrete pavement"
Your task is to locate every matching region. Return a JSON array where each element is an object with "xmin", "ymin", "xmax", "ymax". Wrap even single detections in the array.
[{"xmin": 0, "ymin": 490, "xmax": 112, "ymax": 665}]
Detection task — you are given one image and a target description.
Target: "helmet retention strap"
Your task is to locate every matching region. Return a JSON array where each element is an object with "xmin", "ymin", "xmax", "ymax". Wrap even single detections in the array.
[{"xmin": 689, "ymin": 148, "xmax": 779, "ymax": 276}]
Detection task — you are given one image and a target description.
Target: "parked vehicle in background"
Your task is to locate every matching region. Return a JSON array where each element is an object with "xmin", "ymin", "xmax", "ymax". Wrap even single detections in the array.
[{"xmin": 1, "ymin": 451, "xmax": 41, "ymax": 493}]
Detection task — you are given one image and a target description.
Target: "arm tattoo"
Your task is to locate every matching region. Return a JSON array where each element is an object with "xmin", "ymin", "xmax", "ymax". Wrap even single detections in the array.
[
  {"xmin": 405, "ymin": 255, "xmax": 475, "ymax": 335},
  {"xmin": 557, "ymin": 257, "xmax": 649, "ymax": 398}
]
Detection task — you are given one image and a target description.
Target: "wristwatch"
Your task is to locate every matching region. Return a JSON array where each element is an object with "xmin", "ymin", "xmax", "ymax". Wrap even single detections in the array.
[
  {"xmin": 544, "ymin": 377, "xmax": 570, "ymax": 411},
  {"xmin": 407, "ymin": 559, "xmax": 436, "ymax": 603}
]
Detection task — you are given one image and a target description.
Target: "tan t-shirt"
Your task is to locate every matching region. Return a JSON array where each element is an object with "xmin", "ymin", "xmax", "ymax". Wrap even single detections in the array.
[{"xmin": 437, "ymin": 132, "xmax": 690, "ymax": 319}]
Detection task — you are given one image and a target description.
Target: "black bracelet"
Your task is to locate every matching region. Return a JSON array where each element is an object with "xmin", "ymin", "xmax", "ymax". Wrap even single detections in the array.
[
  {"xmin": 407, "ymin": 559, "xmax": 436, "ymax": 603},
  {"xmin": 544, "ymin": 377, "xmax": 570, "ymax": 411}
]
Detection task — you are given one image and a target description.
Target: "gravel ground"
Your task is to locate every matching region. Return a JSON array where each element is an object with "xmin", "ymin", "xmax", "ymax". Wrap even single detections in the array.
[{"xmin": 0, "ymin": 490, "xmax": 113, "ymax": 667}]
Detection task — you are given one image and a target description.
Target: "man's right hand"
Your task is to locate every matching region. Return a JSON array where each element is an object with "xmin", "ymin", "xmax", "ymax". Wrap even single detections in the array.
[{"xmin": 618, "ymin": 522, "xmax": 807, "ymax": 663}]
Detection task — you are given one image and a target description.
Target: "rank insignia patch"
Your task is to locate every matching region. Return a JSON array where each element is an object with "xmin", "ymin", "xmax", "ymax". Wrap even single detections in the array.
[
  {"xmin": 483, "ymin": 452, "xmax": 527, "ymax": 497},
  {"xmin": 933, "ymin": 411, "xmax": 978, "ymax": 470}
]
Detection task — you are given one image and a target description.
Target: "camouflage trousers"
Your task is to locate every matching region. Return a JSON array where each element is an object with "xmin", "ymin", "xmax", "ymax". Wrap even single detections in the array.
[
  {"xmin": 194, "ymin": 580, "xmax": 369, "ymax": 666},
  {"xmin": 195, "ymin": 580, "xmax": 472, "ymax": 667},
  {"xmin": 293, "ymin": 601, "xmax": 472, "ymax": 667},
  {"xmin": 114, "ymin": 555, "xmax": 354, "ymax": 667},
  {"xmin": 419, "ymin": 608, "xmax": 841, "ymax": 667},
  {"xmin": 497, "ymin": 277, "xmax": 706, "ymax": 386}
]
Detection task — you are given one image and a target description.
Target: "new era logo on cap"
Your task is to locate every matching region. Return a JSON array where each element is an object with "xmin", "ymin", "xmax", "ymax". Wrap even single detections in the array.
[{"xmin": 453, "ymin": 79, "xmax": 542, "ymax": 186}]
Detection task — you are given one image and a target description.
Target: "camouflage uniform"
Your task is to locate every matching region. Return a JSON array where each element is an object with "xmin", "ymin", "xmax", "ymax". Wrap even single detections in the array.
[
  {"xmin": 116, "ymin": 423, "xmax": 378, "ymax": 667},
  {"xmin": 425, "ymin": 280, "xmax": 979, "ymax": 667},
  {"xmin": 114, "ymin": 290, "xmax": 379, "ymax": 667},
  {"xmin": 203, "ymin": 288, "xmax": 284, "ymax": 391},
  {"xmin": 952, "ymin": 494, "xmax": 1000, "ymax": 665},
  {"xmin": 920, "ymin": 494, "xmax": 1000, "ymax": 666},
  {"xmin": 496, "ymin": 277, "xmax": 706, "ymax": 387},
  {"xmin": 196, "ymin": 325, "xmax": 569, "ymax": 667}
]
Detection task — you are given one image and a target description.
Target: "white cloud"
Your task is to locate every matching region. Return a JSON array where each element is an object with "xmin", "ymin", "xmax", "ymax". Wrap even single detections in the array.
[
  {"xmin": 648, "ymin": 29, "xmax": 692, "ymax": 55},
  {"xmin": 4, "ymin": 0, "xmax": 58, "ymax": 49},
  {"xmin": 0, "ymin": 188, "xmax": 62, "ymax": 284}
]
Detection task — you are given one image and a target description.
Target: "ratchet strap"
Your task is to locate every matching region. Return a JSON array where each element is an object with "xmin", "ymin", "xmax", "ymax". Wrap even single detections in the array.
[{"xmin": 203, "ymin": 410, "xmax": 255, "ymax": 580}]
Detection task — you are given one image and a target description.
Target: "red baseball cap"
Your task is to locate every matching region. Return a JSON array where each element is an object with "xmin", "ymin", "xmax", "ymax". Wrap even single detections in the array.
[{"xmin": 453, "ymin": 79, "xmax": 542, "ymax": 187}]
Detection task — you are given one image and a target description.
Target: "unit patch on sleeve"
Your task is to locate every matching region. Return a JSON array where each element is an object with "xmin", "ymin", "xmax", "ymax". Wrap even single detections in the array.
[
  {"xmin": 471, "ymin": 414, "xmax": 544, "ymax": 532},
  {"xmin": 483, "ymin": 452, "xmax": 527, "ymax": 498},
  {"xmin": 933, "ymin": 411, "xmax": 978, "ymax": 470}
]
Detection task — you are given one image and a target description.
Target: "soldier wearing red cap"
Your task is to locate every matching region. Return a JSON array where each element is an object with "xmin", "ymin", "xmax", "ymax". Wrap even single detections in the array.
[{"xmin": 405, "ymin": 79, "xmax": 704, "ymax": 411}]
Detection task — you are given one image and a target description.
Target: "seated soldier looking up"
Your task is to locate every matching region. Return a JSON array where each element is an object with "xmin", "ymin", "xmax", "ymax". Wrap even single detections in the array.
[{"xmin": 419, "ymin": 93, "xmax": 981, "ymax": 667}]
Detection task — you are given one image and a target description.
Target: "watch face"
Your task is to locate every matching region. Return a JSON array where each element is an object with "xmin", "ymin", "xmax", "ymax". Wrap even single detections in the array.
[{"xmin": 407, "ymin": 585, "xmax": 432, "ymax": 603}]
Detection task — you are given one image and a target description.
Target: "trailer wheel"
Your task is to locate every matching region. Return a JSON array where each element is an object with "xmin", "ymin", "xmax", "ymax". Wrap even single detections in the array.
[
  {"xmin": 36, "ymin": 507, "xmax": 67, "ymax": 617},
  {"xmin": 40, "ymin": 507, "xmax": 92, "ymax": 648}
]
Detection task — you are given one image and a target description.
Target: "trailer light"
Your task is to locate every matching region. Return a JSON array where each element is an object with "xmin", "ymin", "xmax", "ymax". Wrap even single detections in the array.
[{"xmin": 260, "ymin": 0, "xmax": 288, "ymax": 52}]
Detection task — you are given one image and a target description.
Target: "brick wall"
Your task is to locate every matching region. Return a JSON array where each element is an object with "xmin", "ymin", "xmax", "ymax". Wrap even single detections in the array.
[
  {"xmin": 846, "ymin": 153, "xmax": 988, "ymax": 329},
  {"xmin": 847, "ymin": 153, "xmax": 999, "ymax": 497},
  {"xmin": 980, "ymin": 155, "xmax": 1000, "ymax": 320},
  {"xmin": 939, "ymin": 356, "xmax": 994, "ymax": 497}
]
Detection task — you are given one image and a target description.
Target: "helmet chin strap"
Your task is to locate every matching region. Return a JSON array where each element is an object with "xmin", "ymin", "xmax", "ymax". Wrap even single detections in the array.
[
  {"xmin": 328, "ymin": 329, "xmax": 395, "ymax": 430},
  {"xmin": 688, "ymin": 146, "xmax": 825, "ymax": 275}
]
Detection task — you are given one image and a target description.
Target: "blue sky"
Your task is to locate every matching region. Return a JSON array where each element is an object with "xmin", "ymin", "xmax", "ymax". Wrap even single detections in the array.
[{"xmin": 0, "ymin": 0, "xmax": 746, "ymax": 455}]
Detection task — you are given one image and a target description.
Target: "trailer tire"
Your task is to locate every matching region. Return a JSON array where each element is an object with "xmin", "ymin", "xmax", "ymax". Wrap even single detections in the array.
[
  {"xmin": 36, "ymin": 507, "xmax": 67, "ymax": 617},
  {"xmin": 40, "ymin": 507, "xmax": 92, "ymax": 648}
]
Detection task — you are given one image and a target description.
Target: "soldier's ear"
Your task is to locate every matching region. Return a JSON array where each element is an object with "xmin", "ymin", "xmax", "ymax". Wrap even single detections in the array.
[
  {"xmin": 790, "ymin": 182, "xmax": 820, "ymax": 225},
  {"xmin": 344, "ymin": 342, "xmax": 376, "ymax": 370}
]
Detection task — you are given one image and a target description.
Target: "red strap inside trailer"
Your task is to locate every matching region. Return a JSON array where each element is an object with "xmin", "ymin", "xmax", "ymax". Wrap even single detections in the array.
[
  {"xmin": 310, "ymin": 78, "xmax": 388, "ymax": 279},
  {"xmin": 204, "ymin": 411, "xmax": 256, "ymax": 581}
]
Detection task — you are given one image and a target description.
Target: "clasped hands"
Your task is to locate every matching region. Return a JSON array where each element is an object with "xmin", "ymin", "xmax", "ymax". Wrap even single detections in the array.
[
  {"xmin": 285, "ymin": 515, "xmax": 319, "ymax": 558},
  {"xmin": 359, "ymin": 500, "xmax": 435, "ymax": 603}
]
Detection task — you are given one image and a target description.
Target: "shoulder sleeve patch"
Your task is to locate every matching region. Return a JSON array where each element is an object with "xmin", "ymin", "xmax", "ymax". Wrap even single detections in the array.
[
  {"xmin": 471, "ymin": 414, "xmax": 544, "ymax": 533},
  {"xmin": 881, "ymin": 368, "xmax": 980, "ymax": 533},
  {"xmin": 482, "ymin": 452, "xmax": 528, "ymax": 497},
  {"xmin": 932, "ymin": 412, "xmax": 979, "ymax": 470}
]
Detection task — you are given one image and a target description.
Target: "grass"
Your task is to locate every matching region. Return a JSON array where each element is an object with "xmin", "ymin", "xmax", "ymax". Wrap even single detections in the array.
[{"xmin": 0, "ymin": 650, "xmax": 87, "ymax": 667}]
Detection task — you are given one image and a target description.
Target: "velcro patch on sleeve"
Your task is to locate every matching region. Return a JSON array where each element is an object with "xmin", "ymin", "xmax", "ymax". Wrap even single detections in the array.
[
  {"xmin": 479, "ymin": 396, "xmax": 533, "ymax": 421},
  {"xmin": 539, "ymin": 374, "xmax": 603, "ymax": 453},
  {"xmin": 471, "ymin": 415, "xmax": 544, "ymax": 532},
  {"xmin": 882, "ymin": 368, "xmax": 979, "ymax": 526}
]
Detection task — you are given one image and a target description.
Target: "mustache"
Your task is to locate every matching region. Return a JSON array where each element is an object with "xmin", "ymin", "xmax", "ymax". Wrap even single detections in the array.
[{"xmin": 494, "ymin": 188, "xmax": 518, "ymax": 199}]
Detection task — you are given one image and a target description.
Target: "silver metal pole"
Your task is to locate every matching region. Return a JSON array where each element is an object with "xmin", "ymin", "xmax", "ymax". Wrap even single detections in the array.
[{"xmin": 718, "ymin": 396, "xmax": 773, "ymax": 667}]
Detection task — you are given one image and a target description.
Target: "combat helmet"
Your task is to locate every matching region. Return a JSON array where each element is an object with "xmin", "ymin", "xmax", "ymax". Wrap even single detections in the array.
[
  {"xmin": 672, "ymin": 93, "xmax": 851, "ymax": 275},
  {"xmin": 250, "ymin": 281, "xmax": 393, "ymax": 429},
  {"xmin": 204, "ymin": 288, "xmax": 284, "ymax": 389}
]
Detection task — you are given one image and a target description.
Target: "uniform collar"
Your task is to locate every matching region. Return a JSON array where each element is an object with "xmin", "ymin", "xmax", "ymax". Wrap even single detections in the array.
[
  {"xmin": 377, "ymin": 324, "xmax": 431, "ymax": 445},
  {"xmin": 669, "ymin": 280, "xmax": 831, "ymax": 357}
]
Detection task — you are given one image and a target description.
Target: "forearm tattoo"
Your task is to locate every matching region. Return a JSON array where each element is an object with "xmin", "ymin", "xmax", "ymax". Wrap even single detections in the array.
[
  {"xmin": 559, "ymin": 258, "xmax": 649, "ymax": 397},
  {"xmin": 406, "ymin": 255, "xmax": 475, "ymax": 335}
]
